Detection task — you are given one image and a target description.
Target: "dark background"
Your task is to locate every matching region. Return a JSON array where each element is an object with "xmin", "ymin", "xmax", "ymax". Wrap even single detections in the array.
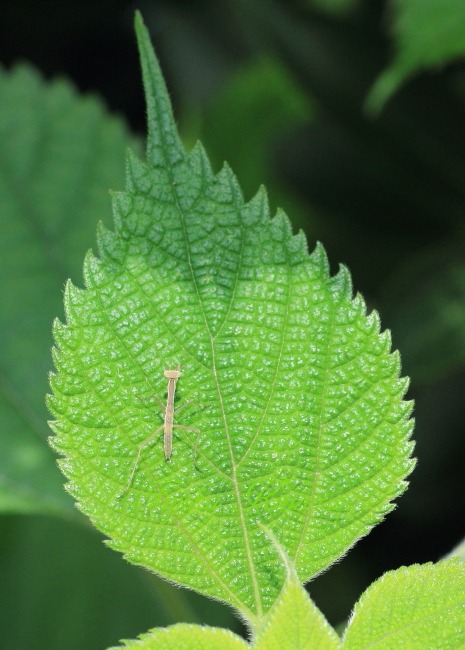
[{"xmin": 1, "ymin": 1, "xmax": 465, "ymax": 648}]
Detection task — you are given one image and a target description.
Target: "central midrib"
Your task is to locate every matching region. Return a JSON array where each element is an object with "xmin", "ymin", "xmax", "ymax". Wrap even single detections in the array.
[{"xmin": 167, "ymin": 158, "xmax": 264, "ymax": 620}]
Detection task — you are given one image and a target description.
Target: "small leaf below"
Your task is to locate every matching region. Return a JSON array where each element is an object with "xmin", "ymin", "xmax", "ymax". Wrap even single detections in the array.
[
  {"xmin": 107, "ymin": 623, "xmax": 249, "ymax": 650},
  {"xmin": 343, "ymin": 560, "xmax": 465, "ymax": 649},
  {"xmin": 253, "ymin": 529, "xmax": 341, "ymax": 650}
]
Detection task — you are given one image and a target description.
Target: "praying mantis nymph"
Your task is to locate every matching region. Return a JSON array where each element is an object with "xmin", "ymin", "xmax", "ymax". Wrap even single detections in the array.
[{"xmin": 119, "ymin": 367, "xmax": 200, "ymax": 497}]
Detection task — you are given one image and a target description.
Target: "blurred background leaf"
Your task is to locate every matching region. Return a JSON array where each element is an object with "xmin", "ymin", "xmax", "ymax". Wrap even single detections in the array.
[
  {"xmin": 183, "ymin": 54, "xmax": 314, "ymax": 228},
  {"xmin": 1, "ymin": 0, "xmax": 465, "ymax": 647},
  {"xmin": 367, "ymin": 0, "xmax": 465, "ymax": 112},
  {"xmin": 0, "ymin": 63, "xmax": 138, "ymax": 517}
]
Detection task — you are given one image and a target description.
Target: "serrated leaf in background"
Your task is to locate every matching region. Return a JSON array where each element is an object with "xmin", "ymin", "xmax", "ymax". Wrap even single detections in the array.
[
  {"xmin": 0, "ymin": 64, "xmax": 140, "ymax": 516},
  {"xmin": 49, "ymin": 14, "xmax": 415, "ymax": 627},
  {"xmin": 366, "ymin": 0, "xmax": 465, "ymax": 112}
]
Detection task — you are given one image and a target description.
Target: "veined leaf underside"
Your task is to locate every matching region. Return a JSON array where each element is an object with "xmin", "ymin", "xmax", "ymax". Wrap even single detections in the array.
[{"xmin": 48, "ymin": 13, "xmax": 415, "ymax": 623}]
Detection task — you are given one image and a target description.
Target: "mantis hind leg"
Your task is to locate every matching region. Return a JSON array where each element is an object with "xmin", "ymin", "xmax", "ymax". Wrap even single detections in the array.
[
  {"xmin": 172, "ymin": 424, "xmax": 202, "ymax": 471},
  {"xmin": 118, "ymin": 424, "xmax": 164, "ymax": 498}
]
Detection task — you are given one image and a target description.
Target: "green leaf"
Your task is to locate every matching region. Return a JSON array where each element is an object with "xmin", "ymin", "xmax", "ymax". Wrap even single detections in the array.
[
  {"xmin": 343, "ymin": 560, "xmax": 465, "ymax": 649},
  {"xmin": 253, "ymin": 577, "xmax": 341, "ymax": 650},
  {"xmin": 48, "ymin": 12, "xmax": 415, "ymax": 627},
  {"xmin": 107, "ymin": 624, "xmax": 249, "ymax": 650},
  {"xmin": 253, "ymin": 528, "xmax": 341, "ymax": 649},
  {"xmin": 110, "ymin": 532, "xmax": 344, "ymax": 650},
  {"xmin": 0, "ymin": 64, "xmax": 139, "ymax": 515},
  {"xmin": 366, "ymin": 0, "xmax": 465, "ymax": 113}
]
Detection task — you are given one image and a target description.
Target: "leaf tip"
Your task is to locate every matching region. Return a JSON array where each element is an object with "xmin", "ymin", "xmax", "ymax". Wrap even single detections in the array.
[
  {"xmin": 133, "ymin": 10, "xmax": 184, "ymax": 168},
  {"xmin": 134, "ymin": 10, "xmax": 149, "ymax": 48}
]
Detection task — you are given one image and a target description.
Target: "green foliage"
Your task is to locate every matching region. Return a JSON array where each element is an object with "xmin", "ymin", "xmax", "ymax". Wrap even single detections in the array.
[
  {"xmin": 109, "ymin": 552, "xmax": 465, "ymax": 649},
  {"xmin": 367, "ymin": 0, "xmax": 465, "ymax": 112},
  {"xmin": 251, "ymin": 531, "xmax": 341, "ymax": 650},
  {"xmin": 1, "ymin": 2, "xmax": 464, "ymax": 649},
  {"xmin": 0, "ymin": 62, "xmax": 217, "ymax": 650},
  {"xmin": 110, "ymin": 533, "xmax": 341, "ymax": 649},
  {"xmin": 48, "ymin": 12, "xmax": 415, "ymax": 633},
  {"xmin": 343, "ymin": 559, "xmax": 465, "ymax": 649},
  {"xmin": 0, "ymin": 1, "xmax": 463, "ymax": 648},
  {"xmin": 109, "ymin": 625, "xmax": 249, "ymax": 650},
  {"xmin": 0, "ymin": 63, "xmax": 139, "ymax": 516}
]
